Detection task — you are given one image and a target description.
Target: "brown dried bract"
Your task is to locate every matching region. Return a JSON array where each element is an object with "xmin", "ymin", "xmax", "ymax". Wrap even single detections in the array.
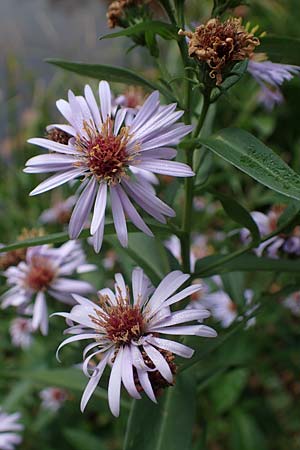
[
  {"xmin": 179, "ymin": 18, "xmax": 260, "ymax": 85},
  {"xmin": 0, "ymin": 228, "xmax": 44, "ymax": 270},
  {"xmin": 106, "ymin": 0, "xmax": 148, "ymax": 28}
]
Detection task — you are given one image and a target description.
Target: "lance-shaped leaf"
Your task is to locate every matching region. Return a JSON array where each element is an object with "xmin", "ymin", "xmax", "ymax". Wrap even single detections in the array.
[
  {"xmin": 46, "ymin": 59, "xmax": 176, "ymax": 102},
  {"xmin": 100, "ymin": 21, "xmax": 179, "ymax": 41},
  {"xmin": 195, "ymin": 253, "xmax": 300, "ymax": 277},
  {"xmin": 124, "ymin": 370, "xmax": 196, "ymax": 450},
  {"xmin": 208, "ymin": 189, "xmax": 260, "ymax": 246},
  {"xmin": 200, "ymin": 128, "xmax": 300, "ymax": 201}
]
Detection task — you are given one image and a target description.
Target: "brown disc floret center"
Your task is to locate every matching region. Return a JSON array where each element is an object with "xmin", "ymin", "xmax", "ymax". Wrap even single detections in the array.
[
  {"xmin": 26, "ymin": 256, "xmax": 56, "ymax": 291},
  {"xmin": 90, "ymin": 291, "xmax": 145, "ymax": 344},
  {"xmin": 77, "ymin": 119, "xmax": 135, "ymax": 184}
]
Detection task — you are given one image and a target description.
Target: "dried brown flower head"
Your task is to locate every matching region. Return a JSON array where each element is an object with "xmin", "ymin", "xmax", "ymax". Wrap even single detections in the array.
[
  {"xmin": 47, "ymin": 127, "xmax": 72, "ymax": 145},
  {"xmin": 179, "ymin": 18, "xmax": 260, "ymax": 85},
  {"xmin": 106, "ymin": 0, "xmax": 151, "ymax": 28},
  {"xmin": 0, "ymin": 228, "xmax": 44, "ymax": 270}
]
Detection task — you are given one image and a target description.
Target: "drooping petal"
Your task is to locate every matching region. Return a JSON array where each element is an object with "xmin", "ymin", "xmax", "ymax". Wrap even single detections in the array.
[
  {"xmin": 32, "ymin": 291, "xmax": 48, "ymax": 335},
  {"xmin": 108, "ymin": 347, "xmax": 123, "ymax": 417},
  {"xmin": 147, "ymin": 336, "xmax": 194, "ymax": 358},
  {"xmin": 81, "ymin": 350, "xmax": 111, "ymax": 412},
  {"xmin": 121, "ymin": 346, "xmax": 141, "ymax": 399},
  {"xmin": 143, "ymin": 344, "xmax": 173, "ymax": 383},
  {"xmin": 110, "ymin": 185, "xmax": 128, "ymax": 247},
  {"xmin": 136, "ymin": 369, "xmax": 157, "ymax": 403},
  {"xmin": 90, "ymin": 183, "xmax": 107, "ymax": 235},
  {"xmin": 69, "ymin": 177, "xmax": 98, "ymax": 239}
]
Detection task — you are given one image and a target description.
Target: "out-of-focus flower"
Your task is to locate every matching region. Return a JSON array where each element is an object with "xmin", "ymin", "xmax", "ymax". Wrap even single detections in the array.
[
  {"xmin": 240, "ymin": 206, "xmax": 300, "ymax": 258},
  {"xmin": 198, "ymin": 288, "xmax": 257, "ymax": 328},
  {"xmin": 39, "ymin": 195, "xmax": 77, "ymax": 225},
  {"xmin": 25, "ymin": 81, "xmax": 193, "ymax": 253},
  {"xmin": 0, "ymin": 408, "xmax": 23, "ymax": 450},
  {"xmin": 103, "ymin": 249, "xmax": 118, "ymax": 270},
  {"xmin": 113, "ymin": 86, "xmax": 145, "ymax": 126},
  {"xmin": 248, "ymin": 57, "xmax": 300, "ymax": 110},
  {"xmin": 1, "ymin": 241, "xmax": 95, "ymax": 335},
  {"xmin": 40, "ymin": 387, "xmax": 68, "ymax": 412},
  {"xmin": 55, "ymin": 268, "xmax": 216, "ymax": 417},
  {"xmin": 283, "ymin": 292, "xmax": 300, "ymax": 317},
  {"xmin": 179, "ymin": 18, "xmax": 260, "ymax": 85},
  {"xmin": 164, "ymin": 234, "xmax": 213, "ymax": 272},
  {"xmin": 10, "ymin": 318, "xmax": 33, "ymax": 349}
]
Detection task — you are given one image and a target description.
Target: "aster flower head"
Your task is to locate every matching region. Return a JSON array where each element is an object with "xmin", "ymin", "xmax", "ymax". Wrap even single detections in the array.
[
  {"xmin": 55, "ymin": 268, "xmax": 216, "ymax": 417},
  {"xmin": 39, "ymin": 195, "xmax": 77, "ymax": 225},
  {"xmin": 10, "ymin": 317, "xmax": 33, "ymax": 349},
  {"xmin": 240, "ymin": 206, "xmax": 300, "ymax": 258},
  {"xmin": 179, "ymin": 18, "xmax": 260, "ymax": 85},
  {"xmin": 25, "ymin": 81, "xmax": 194, "ymax": 253},
  {"xmin": 0, "ymin": 408, "xmax": 23, "ymax": 450},
  {"xmin": 199, "ymin": 288, "xmax": 256, "ymax": 329},
  {"xmin": 283, "ymin": 291, "xmax": 300, "ymax": 317},
  {"xmin": 40, "ymin": 387, "xmax": 68, "ymax": 412},
  {"xmin": 248, "ymin": 56, "xmax": 300, "ymax": 110},
  {"xmin": 1, "ymin": 241, "xmax": 95, "ymax": 335}
]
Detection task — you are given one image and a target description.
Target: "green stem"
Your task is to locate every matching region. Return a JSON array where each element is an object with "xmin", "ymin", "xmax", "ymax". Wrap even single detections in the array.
[{"xmin": 180, "ymin": 94, "xmax": 211, "ymax": 273}]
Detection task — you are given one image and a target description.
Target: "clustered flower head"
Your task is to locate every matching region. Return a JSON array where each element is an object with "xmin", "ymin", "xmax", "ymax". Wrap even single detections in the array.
[
  {"xmin": 0, "ymin": 408, "xmax": 23, "ymax": 450},
  {"xmin": 1, "ymin": 241, "xmax": 95, "ymax": 335},
  {"xmin": 179, "ymin": 17, "xmax": 260, "ymax": 85},
  {"xmin": 25, "ymin": 81, "xmax": 193, "ymax": 253},
  {"xmin": 55, "ymin": 268, "xmax": 216, "ymax": 417}
]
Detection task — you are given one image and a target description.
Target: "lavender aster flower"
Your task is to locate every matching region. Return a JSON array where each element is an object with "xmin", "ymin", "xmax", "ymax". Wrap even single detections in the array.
[
  {"xmin": 248, "ymin": 59, "xmax": 300, "ymax": 110},
  {"xmin": 40, "ymin": 387, "xmax": 68, "ymax": 412},
  {"xmin": 0, "ymin": 408, "xmax": 23, "ymax": 450},
  {"xmin": 25, "ymin": 81, "xmax": 194, "ymax": 252},
  {"xmin": 283, "ymin": 292, "xmax": 300, "ymax": 317},
  {"xmin": 10, "ymin": 317, "xmax": 33, "ymax": 349},
  {"xmin": 55, "ymin": 268, "xmax": 216, "ymax": 417},
  {"xmin": 1, "ymin": 241, "xmax": 95, "ymax": 335}
]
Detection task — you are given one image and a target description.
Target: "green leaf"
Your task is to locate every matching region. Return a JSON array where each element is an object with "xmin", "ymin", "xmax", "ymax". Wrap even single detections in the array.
[
  {"xmin": 229, "ymin": 409, "xmax": 267, "ymax": 450},
  {"xmin": 64, "ymin": 429, "xmax": 108, "ymax": 450},
  {"xmin": 210, "ymin": 368, "xmax": 249, "ymax": 414},
  {"xmin": 195, "ymin": 253, "xmax": 300, "ymax": 277},
  {"xmin": 260, "ymin": 36, "xmax": 300, "ymax": 65},
  {"xmin": 46, "ymin": 59, "xmax": 176, "ymax": 102},
  {"xmin": 124, "ymin": 370, "xmax": 196, "ymax": 450},
  {"xmin": 100, "ymin": 21, "xmax": 179, "ymax": 41},
  {"xmin": 209, "ymin": 190, "xmax": 260, "ymax": 246},
  {"xmin": 201, "ymin": 128, "xmax": 300, "ymax": 201}
]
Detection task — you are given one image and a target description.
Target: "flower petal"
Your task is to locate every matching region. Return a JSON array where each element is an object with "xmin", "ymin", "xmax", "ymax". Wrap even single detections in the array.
[{"xmin": 69, "ymin": 177, "xmax": 98, "ymax": 239}]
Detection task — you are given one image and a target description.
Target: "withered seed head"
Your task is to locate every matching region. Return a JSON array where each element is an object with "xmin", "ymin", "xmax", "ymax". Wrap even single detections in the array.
[
  {"xmin": 47, "ymin": 127, "xmax": 72, "ymax": 145},
  {"xmin": 106, "ymin": 0, "xmax": 145, "ymax": 28},
  {"xmin": 179, "ymin": 17, "xmax": 260, "ymax": 85},
  {"xmin": 0, "ymin": 228, "xmax": 44, "ymax": 270}
]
